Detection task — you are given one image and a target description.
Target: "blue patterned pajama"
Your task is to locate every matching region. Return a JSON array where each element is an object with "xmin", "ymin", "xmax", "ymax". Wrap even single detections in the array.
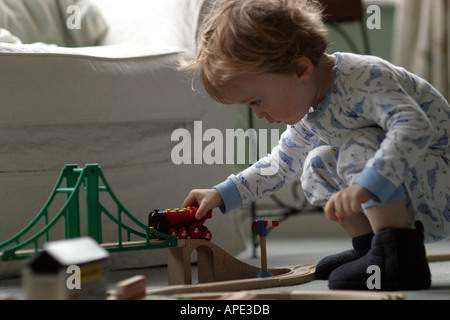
[{"xmin": 214, "ymin": 52, "xmax": 450, "ymax": 243}]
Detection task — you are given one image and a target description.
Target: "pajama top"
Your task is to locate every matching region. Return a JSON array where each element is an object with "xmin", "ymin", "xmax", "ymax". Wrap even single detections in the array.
[{"xmin": 214, "ymin": 52, "xmax": 450, "ymax": 228}]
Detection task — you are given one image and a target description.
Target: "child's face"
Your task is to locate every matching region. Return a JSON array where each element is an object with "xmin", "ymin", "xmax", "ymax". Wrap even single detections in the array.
[{"xmin": 224, "ymin": 71, "xmax": 315, "ymax": 125}]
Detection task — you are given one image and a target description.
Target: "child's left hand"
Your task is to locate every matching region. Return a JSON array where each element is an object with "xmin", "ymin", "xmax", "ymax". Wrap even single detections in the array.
[{"xmin": 324, "ymin": 184, "xmax": 373, "ymax": 222}]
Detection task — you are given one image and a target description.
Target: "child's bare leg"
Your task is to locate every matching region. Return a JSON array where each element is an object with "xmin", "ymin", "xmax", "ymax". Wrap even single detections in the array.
[
  {"xmin": 364, "ymin": 199, "xmax": 409, "ymax": 232},
  {"xmin": 338, "ymin": 212, "xmax": 373, "ymax": 237}
]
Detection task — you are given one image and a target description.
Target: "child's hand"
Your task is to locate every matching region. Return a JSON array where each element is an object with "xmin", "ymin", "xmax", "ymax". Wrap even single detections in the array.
[
  {"xmin": 182, "ymin": 189, "xmax": 224, "ymax": 220},
  {"xmin": 324, "ymin": 184, "xmax": 373, "ymax": 222}
]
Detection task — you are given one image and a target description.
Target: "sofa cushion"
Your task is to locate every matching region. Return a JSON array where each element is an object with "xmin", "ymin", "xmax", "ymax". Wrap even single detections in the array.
[
  {"xmin": 0, "ymin": 0, "xmax": 108, "ymax": 47},
  {"xmin": 94, "ymin": 0, "xmax": 205, "ymax": 49}
]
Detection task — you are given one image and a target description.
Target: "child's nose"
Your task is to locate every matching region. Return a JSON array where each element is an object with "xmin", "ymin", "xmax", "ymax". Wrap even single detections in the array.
[{"xmin": 253, "ymin": 109, "xmax": 266, "ymax": 119}]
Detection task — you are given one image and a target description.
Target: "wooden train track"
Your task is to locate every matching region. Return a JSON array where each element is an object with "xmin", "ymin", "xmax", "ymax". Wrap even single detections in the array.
[
  {"xmin": 168, "ymin": 290, "xmax": 405, "ymax": 300},
  {"xmin": 146, "ymin": 263, "xmax": 317, "ymax": 296}
]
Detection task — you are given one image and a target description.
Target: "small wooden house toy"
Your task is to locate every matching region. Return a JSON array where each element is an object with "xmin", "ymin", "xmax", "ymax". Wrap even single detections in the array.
[{"xmin": 22, "ymin": 237, "xmax": 109, "ymax": 300}]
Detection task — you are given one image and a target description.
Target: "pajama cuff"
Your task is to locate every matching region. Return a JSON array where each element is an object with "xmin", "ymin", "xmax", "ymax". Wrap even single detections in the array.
[
  {"xmin": 354, "ymin": 167, "xmax": 405, "ymax": 208},
  {"xmin": 213, "ymin": 178, "xmax": 242, "ymax": 214}
]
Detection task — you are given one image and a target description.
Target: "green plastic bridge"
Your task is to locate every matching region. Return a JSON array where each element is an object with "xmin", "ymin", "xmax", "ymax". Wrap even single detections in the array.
[{"xmin": 0, "ymin": 164, "xmax": 178, "ymax": 261}]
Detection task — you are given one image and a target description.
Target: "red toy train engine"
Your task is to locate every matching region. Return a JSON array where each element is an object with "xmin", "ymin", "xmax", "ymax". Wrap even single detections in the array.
[{"xmin": 148, "ymin": 207, "xmax": 213, "ymax": 241}]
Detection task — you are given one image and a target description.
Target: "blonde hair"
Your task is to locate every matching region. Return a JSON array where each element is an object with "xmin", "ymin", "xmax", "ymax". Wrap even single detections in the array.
[{"xmin": 181, "ymin": 0, "xmax": 328, "ymax": 104}]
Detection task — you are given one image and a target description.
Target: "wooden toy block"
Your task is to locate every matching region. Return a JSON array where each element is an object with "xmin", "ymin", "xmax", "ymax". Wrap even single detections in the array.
[{"xmin": 115, "ymin": 275, "xmax": 146, "ymax": 300}]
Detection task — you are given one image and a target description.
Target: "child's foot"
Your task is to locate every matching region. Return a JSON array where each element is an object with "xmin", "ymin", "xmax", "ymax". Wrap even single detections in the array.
[
  {"xmin": 315, "ymin": 233, "xmax": 373, "ymax": 280},
  {"xmin": 328, "ymin": 228, "xmax": 431, "ymax": 290}
]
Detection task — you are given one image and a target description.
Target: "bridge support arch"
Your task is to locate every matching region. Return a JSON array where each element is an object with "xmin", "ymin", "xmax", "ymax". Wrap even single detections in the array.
[{"xmin": 168, "ymin": 239, "xmax": 274, "ymax": 285}]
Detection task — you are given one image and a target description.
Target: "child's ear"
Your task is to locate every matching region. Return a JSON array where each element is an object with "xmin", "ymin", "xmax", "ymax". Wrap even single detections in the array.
[{"xmin": 294, "ymin": 56, "xmax": 314, "ymax": 81}]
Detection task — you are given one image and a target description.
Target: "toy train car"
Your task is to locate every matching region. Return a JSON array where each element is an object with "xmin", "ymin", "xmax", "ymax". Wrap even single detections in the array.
[{"xmin": 148, "ymin": 207, "xmax": 213, "ymax": 241}]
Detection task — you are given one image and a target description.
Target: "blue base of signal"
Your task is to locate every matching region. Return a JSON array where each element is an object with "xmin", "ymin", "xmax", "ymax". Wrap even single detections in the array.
[{"xmin": 256, "ymin": 269, "xmax": 273, "ymax": 278}]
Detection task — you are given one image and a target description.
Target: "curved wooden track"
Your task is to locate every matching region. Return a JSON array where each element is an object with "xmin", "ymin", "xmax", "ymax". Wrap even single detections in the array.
[
  {"xmin": 146, "ymin": 264, "xmax": 316, "ymax": 296},
  {"xmin": 146, "ymin": 239, "xmax": 316, "ymax": 296}
]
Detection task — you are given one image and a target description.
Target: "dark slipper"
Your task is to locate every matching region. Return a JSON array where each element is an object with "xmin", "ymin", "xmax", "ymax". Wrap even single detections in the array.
[
  {"xmin": 315, "ymin": 233, "xmax": 373, "ymax": 280},
  {"xmin": 328, "ymin": 228, "xmax": 431, "ymax": 291}
]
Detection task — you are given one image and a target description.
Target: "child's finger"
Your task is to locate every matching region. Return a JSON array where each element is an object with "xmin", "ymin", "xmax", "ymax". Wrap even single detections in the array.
[
  {"xmin": 182, "ymin": 192, "xmax": 198, "ymax": 208},
  {"xmin": 350, "ymin": 201, "xmax": 363, "ymax": 216},
  {"xmin": 324, "ymin": 200, "xmax": 337, "ymax": 220},
  {"xmin": 195, "ymin": 204, "xmax": 208, "ymax": 219},
  {"xmin": 325, "ymin": 198, "xmax": 344, "ymax": 222}
]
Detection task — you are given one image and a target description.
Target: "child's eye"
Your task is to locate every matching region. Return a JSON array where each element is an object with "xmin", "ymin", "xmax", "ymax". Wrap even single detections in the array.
[{"xmin": 248, "ymin": 100, "xmax": 260, "ymax": 107}]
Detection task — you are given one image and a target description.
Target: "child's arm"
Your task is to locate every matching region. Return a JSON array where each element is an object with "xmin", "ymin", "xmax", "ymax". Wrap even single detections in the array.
[
  {"xmin": 183, "ymin": 122, "xmax": 317, "ymax": 219},
  {"xmin": 224, "ymin": 123, "xmax": 318, "ymax": 209}
]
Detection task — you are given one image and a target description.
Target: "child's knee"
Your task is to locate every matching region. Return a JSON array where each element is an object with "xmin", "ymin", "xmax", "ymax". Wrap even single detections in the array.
[{"xmin": 301, "ymin": 146, "xmax": 339, "ymax": 206}]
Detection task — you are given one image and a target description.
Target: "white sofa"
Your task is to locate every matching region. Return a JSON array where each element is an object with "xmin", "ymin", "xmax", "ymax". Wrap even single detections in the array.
[{"xmin": 0, "ymin": 0, "xmax": 245, "ymax": 271}]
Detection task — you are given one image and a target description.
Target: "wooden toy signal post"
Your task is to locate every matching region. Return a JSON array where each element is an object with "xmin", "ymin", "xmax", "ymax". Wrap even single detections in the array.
[{"xmin": 252, "ymin": 220, "xmax": 279, "ymax": 278}]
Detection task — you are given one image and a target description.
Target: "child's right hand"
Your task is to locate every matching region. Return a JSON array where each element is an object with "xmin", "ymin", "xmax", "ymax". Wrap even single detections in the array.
[{"xmin": 182, "ymin": 189, "xmax": 224, "ymax": 220}]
